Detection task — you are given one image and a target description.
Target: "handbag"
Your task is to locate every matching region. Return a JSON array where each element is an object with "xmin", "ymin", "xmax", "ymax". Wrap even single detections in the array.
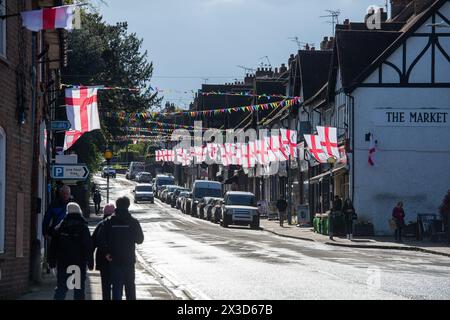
[{"xmin": 352, "ymin": 212, "xmax": 358, "ymax": 221}]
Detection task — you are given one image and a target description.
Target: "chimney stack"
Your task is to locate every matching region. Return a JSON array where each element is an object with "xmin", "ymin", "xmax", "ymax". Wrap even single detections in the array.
[
  {"xmin": 279, "ymin": 63, "xmax": 287, "ymax": 74},
  {"xmin": 390, "ymin": 0, "xmax": 410, "ymax": 19}
]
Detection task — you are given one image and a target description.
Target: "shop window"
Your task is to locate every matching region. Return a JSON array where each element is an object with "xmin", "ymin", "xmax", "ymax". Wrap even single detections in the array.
[
  {"xmin": 0, "ymin": 127, "xmax": 5, "ymax": 253},
  {"xmin": 0, "ymin": 0, "xmax": 6, "ymax": 57}
]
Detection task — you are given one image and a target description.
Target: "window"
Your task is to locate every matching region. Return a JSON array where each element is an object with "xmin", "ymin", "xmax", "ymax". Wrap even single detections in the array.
[
  {"xmin": 0, "ymin": 127, "xmax": 6, "ymax": 253},
  {"xmin": 0, "ymin": 0, "xmax": 6, "ymax": 57}
]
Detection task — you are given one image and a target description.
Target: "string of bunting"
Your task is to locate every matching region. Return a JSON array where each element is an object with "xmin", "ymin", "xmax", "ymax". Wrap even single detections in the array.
[
  {"xmin": 61, "ymin": 84, "xmax": 141, "ymax": 92},
  {"xmin": 105, "ymin": 97, "xmax": 301, "ymax": 120},
  {"xmin": 201, "ymin": 92, "xmax": 301, "ymax": 100}
]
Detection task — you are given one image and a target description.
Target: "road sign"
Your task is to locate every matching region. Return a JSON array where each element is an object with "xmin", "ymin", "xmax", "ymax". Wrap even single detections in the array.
[
  {"xmin": 51, "ymin": 164, "xmax": 90, "ymax": 181},
  {"xmin": 51, "ymin": 121, "xmax": 72, "ymax": 131}
]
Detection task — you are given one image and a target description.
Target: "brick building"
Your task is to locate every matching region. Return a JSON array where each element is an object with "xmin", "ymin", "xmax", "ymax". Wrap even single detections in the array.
[{"xmin": 0, "ymin": 0, "xmax": 65, "ymax": 299}]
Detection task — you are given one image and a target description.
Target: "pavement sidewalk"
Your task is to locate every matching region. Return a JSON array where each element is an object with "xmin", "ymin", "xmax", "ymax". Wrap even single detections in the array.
[
  {"xmin": 19, "ymin": 214, "xmax": 177, "ymax": 300},
  {"xmin": 260, "ymin": 219, "xmax": 450, "ymax": 257}
]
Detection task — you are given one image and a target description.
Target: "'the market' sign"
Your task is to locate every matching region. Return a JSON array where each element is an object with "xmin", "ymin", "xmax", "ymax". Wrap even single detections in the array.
[{"xmin": 372, "ymin": 109, "xmax": 449, "ymax": 127}]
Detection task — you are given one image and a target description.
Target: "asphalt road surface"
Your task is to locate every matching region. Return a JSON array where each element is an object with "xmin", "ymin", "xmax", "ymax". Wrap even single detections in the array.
[{"xmin": 94, "ymin": 175, "xmax": 450, "ymax": 300}]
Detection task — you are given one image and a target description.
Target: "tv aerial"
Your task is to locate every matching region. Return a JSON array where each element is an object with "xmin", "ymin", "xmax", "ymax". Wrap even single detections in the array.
[
  {"xmin": 258, "ymin": 56, "xmax": 272, "ymax": 68},
  {"xmin": 320, "ymin": 9, "xmax": 341, "ymax": 35},
  {"xmin": 288, "ymin": 37, "xmax": 315, "ymax": 50}
]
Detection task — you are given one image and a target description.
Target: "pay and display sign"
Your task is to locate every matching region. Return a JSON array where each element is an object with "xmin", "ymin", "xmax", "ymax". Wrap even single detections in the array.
[{"xmin": 51, "ymin": 165, "xmax": 90, "ymax": 181}]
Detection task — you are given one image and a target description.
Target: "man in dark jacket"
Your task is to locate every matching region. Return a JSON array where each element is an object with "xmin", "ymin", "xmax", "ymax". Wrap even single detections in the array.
[
  {"xmin": 277, "ymin": 197, "xmax": 288, "ymax": 228},
  {"xmin": 49, "ymin": 202, "xmax": 94, "ymax": 300},
  {"xmin": 43, "ymin": 185, "xmax": 72, "ymax": 238},
  {"xmin": 98, "ymin": 197, "xmax": 144, "ymax": 300}
]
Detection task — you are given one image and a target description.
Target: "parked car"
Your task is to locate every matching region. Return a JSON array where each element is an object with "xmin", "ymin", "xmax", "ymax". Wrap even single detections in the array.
[
  {"xmin": 183, "ymin": 192, "xmax": 194, "ymax": 215},
  {"xmin": 101, "ymin": 166, "xmax": 116, "ymax": 178},
  {"xmin": 154, "ymin": 175, "xmax": 175, "ymax": 197},
  {"xmin": 171, "ymin": 187, "xmax": 189, "ymax": 208},
  {"xmin": 164, "ymin": 185, "xmax": 180, "ymax": 204},
  {"xmin": 204, "ymin": 197, "xmax": 222, "ymax": 222},
  {"xmin": 221, "ymin": 192, "xmax": 259, "ymax": 229},
  {"xmin": 196, "ymin": 197, "xmax": 211, "ymax": 220},
  {"xmin": 177, "ymin": 191, "xmax": 190, "ymax": 210},
  {"xmin": 211, "ymin": 198, "xmax": 224, "ymax": 224},
  {"xmin": 135, "ymin": 172, "xmax": 144, "ymax": 182},
  {"xmin": 191, "ymin": 180, "xmax": 222, "ymax": 217},
  {"xmin": 160, "ymin": 185, "xmax": 177, "ymax": 203},
  {"xmin": 133, "ymin": 184, "xmax": 154, "ymax": 204},
  {"xmin": 137, "ymin": 172, "xmax": 152, "ymax": 183},
  {"xmin": 126, "ymin": 162, "xmax": 145, "ymax": 180}
]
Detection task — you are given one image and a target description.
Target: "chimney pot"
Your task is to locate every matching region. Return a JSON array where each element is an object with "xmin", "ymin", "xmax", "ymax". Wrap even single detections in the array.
[{"xmin": 344, "ymin": 18, "xmax": 350, "ymax": 25}]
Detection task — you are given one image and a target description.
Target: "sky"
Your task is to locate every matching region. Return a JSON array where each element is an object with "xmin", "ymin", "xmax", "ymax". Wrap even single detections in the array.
[{"xmin": 98, "ymin": 0, "xmax": 388, "ymax": 109}]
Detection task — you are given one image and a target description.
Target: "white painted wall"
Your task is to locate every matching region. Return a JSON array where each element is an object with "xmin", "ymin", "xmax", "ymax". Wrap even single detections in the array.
[{"xmin": 352, "ymin": 87, "xmax": 450, "ymax": 235}]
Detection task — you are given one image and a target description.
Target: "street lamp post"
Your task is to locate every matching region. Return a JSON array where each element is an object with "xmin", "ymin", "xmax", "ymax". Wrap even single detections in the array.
[{"xmin": 104, "ymin": 149, "xmax": 113, "ymax": 203}]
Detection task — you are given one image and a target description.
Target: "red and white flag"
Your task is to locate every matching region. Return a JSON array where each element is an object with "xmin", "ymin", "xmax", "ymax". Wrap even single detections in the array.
[
  {"xmin": 280, "ymin": 129, "xmax": 298, "ymax": 158},
  {"xmin": 241, "ymin": 143, "xmax": 256, "ymax": 169},
  {"xmin": 317, "ymin": 126, "xmax": 340, "ymax": 160},
  {"xmin": 304, "ymin": 135, "xmax": 328, "ymax": 164},
  {"xmin": 63, "ymin": 88, "xmax": 100, "ymax": 150},
  {"xmin": 368, "ymin": 134, "xmax": 376, "ymax": 166},
  {"xmin": 255, "ymin": 140, "xmax": 269, "ymax": 166},
  {"xmin": 21, "ymin": 5, "xmax": 77, "ymax": 32},
  {"xmin": 63, "ymin": 130, "xmax": 83, "ymax": 151}
]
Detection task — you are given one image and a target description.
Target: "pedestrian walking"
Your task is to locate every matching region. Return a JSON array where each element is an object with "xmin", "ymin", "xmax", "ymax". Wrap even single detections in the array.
[
  {"xmin": 276, "ymin": 196, "xmax": 288, "ymax": 228},
  {"xmin": 329, "ymin": 196, "xmax": 343, "ymax": 241},
  {"xmin": 98, "ymin": 197, "xmax": 144, "ymax": 300},
  {"xmin": 92, "ymin": 204, "xmax": 116, "ymax": 300},
  {"xmin": 93, "ymin": 189, "xmax": 102, "ymax": 216},
  {"xmin": 392, "ymin": 201, "xmax": 406, "ymax": 243},
  {"xmin": 42, "ymin": 185, "xmax": 72, "ymax": 238},
  {"xmin": 49, "ymin": 203, "xmax": 94, "ymax": 300},
  {"xmin": 342, "ymin": 198, "xmax": 356, "ymax": 240}
]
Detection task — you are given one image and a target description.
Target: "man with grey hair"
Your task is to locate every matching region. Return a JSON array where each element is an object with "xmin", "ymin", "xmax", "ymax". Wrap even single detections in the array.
[{"xmin": 43, "ymin": 185, "xmax": 72, "ymax": 238}]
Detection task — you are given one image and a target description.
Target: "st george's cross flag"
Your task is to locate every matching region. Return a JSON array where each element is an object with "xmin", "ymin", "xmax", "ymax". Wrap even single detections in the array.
[
  {"xmin": 21, "ymin": 5, "xmax": 79, "ymax": 32},
  {"xmin": 317, "ymin": 126, "xmax": 340, "ymax": 160},
  {"xmin": 304, "ymin": 134, "xmax": 329, "ymax": 164},
  {"xmin": 280, "ymin": 129, "xmax": 298, "ymax": 159},
  {"xmin": 63, "ymin": 88, "xmax": 101, "ymax": 150}
]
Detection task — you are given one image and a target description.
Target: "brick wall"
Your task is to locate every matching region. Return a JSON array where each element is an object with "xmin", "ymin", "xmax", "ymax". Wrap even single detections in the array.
[{"xmin": 0, "ymin": 0, "xmax": 34, "ymax": 299}]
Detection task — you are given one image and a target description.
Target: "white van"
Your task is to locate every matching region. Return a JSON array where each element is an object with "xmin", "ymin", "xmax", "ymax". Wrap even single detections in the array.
[
  {"xmin": 191, "ymin": 180, "xmax": 222, "ymax": 217},
  {"xmin": 126, "ymin": 162, "xmax": 145, "ymax": 180}
]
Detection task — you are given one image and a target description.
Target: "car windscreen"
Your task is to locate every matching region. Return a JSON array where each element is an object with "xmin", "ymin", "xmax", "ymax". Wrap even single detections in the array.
[
  {"xmin": 194, "ymin": 188, "xmax": 222, "ymax": 199},
  {"xmin": 136, "ymin": 186, "xmax": 152, "ymax": 192},
  {"xmin": 157, "ymin": 178, "xmax": 175, "ymax": 186},
  {"xmin": 226, "ymin": 195, "xmax": 256, "ymax": 206}
]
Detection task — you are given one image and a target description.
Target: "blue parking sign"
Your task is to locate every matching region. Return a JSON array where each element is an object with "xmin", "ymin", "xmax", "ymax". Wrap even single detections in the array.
[{"xmin": 54, "ymin": 167, "xmax": 64, "ymax": 178}]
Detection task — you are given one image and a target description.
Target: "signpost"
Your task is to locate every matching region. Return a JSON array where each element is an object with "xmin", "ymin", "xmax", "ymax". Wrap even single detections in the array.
[
  {"xmin": 104, "ymin": 149, "xmax": 113, "ymax": 203},
  {"xmin": 51, "ymin": 164, "xmax": 90, "ymax": 181},
  {"xmin": 51, "ymin": 121, "xmax": 72, "ymax": 131}
]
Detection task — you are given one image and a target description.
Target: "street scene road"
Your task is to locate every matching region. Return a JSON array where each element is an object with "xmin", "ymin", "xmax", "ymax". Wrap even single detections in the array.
[{"xmin": 95, "ymin": 175, "xmax": 450, "ymax": 300}]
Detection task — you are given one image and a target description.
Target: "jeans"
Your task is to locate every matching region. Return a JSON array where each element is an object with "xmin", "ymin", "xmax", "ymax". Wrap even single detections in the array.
[
  {"xmin": 395, "ymin": 221, "xmax": 403, "ymax": 241},
  {"xmin": 345, "ymin": 219, "xmax": 353, "ymax": 236},
  {"xmin": 54, "ymin": 265, "xmax": 86, "ymax": 300},
  {"xmin": 287, "ymin": 211, "xmax": 292, "ymax": 225},
  {"xmin": 95, "ymin": 202, "xmax": 101, "ymax": 215},
  {"xmin": 279, "ymin": 211, "xmax": 286, "ymax": 226},
  {"xmin": 100, "ymin": 268, "xmax": 112, "ymax": 301},
  {"xmin": 110, "ymin": 264, "xmax": 136, "ymax": 300}
]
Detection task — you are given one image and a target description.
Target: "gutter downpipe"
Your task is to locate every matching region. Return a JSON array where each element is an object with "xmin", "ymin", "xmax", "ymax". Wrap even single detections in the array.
[{"xmin": 346, "ymin": 92, "xmax": 355, "ymax": 205}]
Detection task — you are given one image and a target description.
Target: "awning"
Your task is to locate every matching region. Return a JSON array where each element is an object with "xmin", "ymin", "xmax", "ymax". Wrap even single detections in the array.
[
  {"xmin": 309, "ymin": 171, "xmax": 331, "ymax": 184},
  {"xmin": 309, "ymin": 166, "xmax": 349, "ymax": 184}
]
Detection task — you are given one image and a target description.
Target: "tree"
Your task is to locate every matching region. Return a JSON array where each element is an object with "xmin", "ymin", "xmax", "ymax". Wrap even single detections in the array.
[{"xmin": 61, "ymin": 10, "xmax": 161, "ymax": 169}]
